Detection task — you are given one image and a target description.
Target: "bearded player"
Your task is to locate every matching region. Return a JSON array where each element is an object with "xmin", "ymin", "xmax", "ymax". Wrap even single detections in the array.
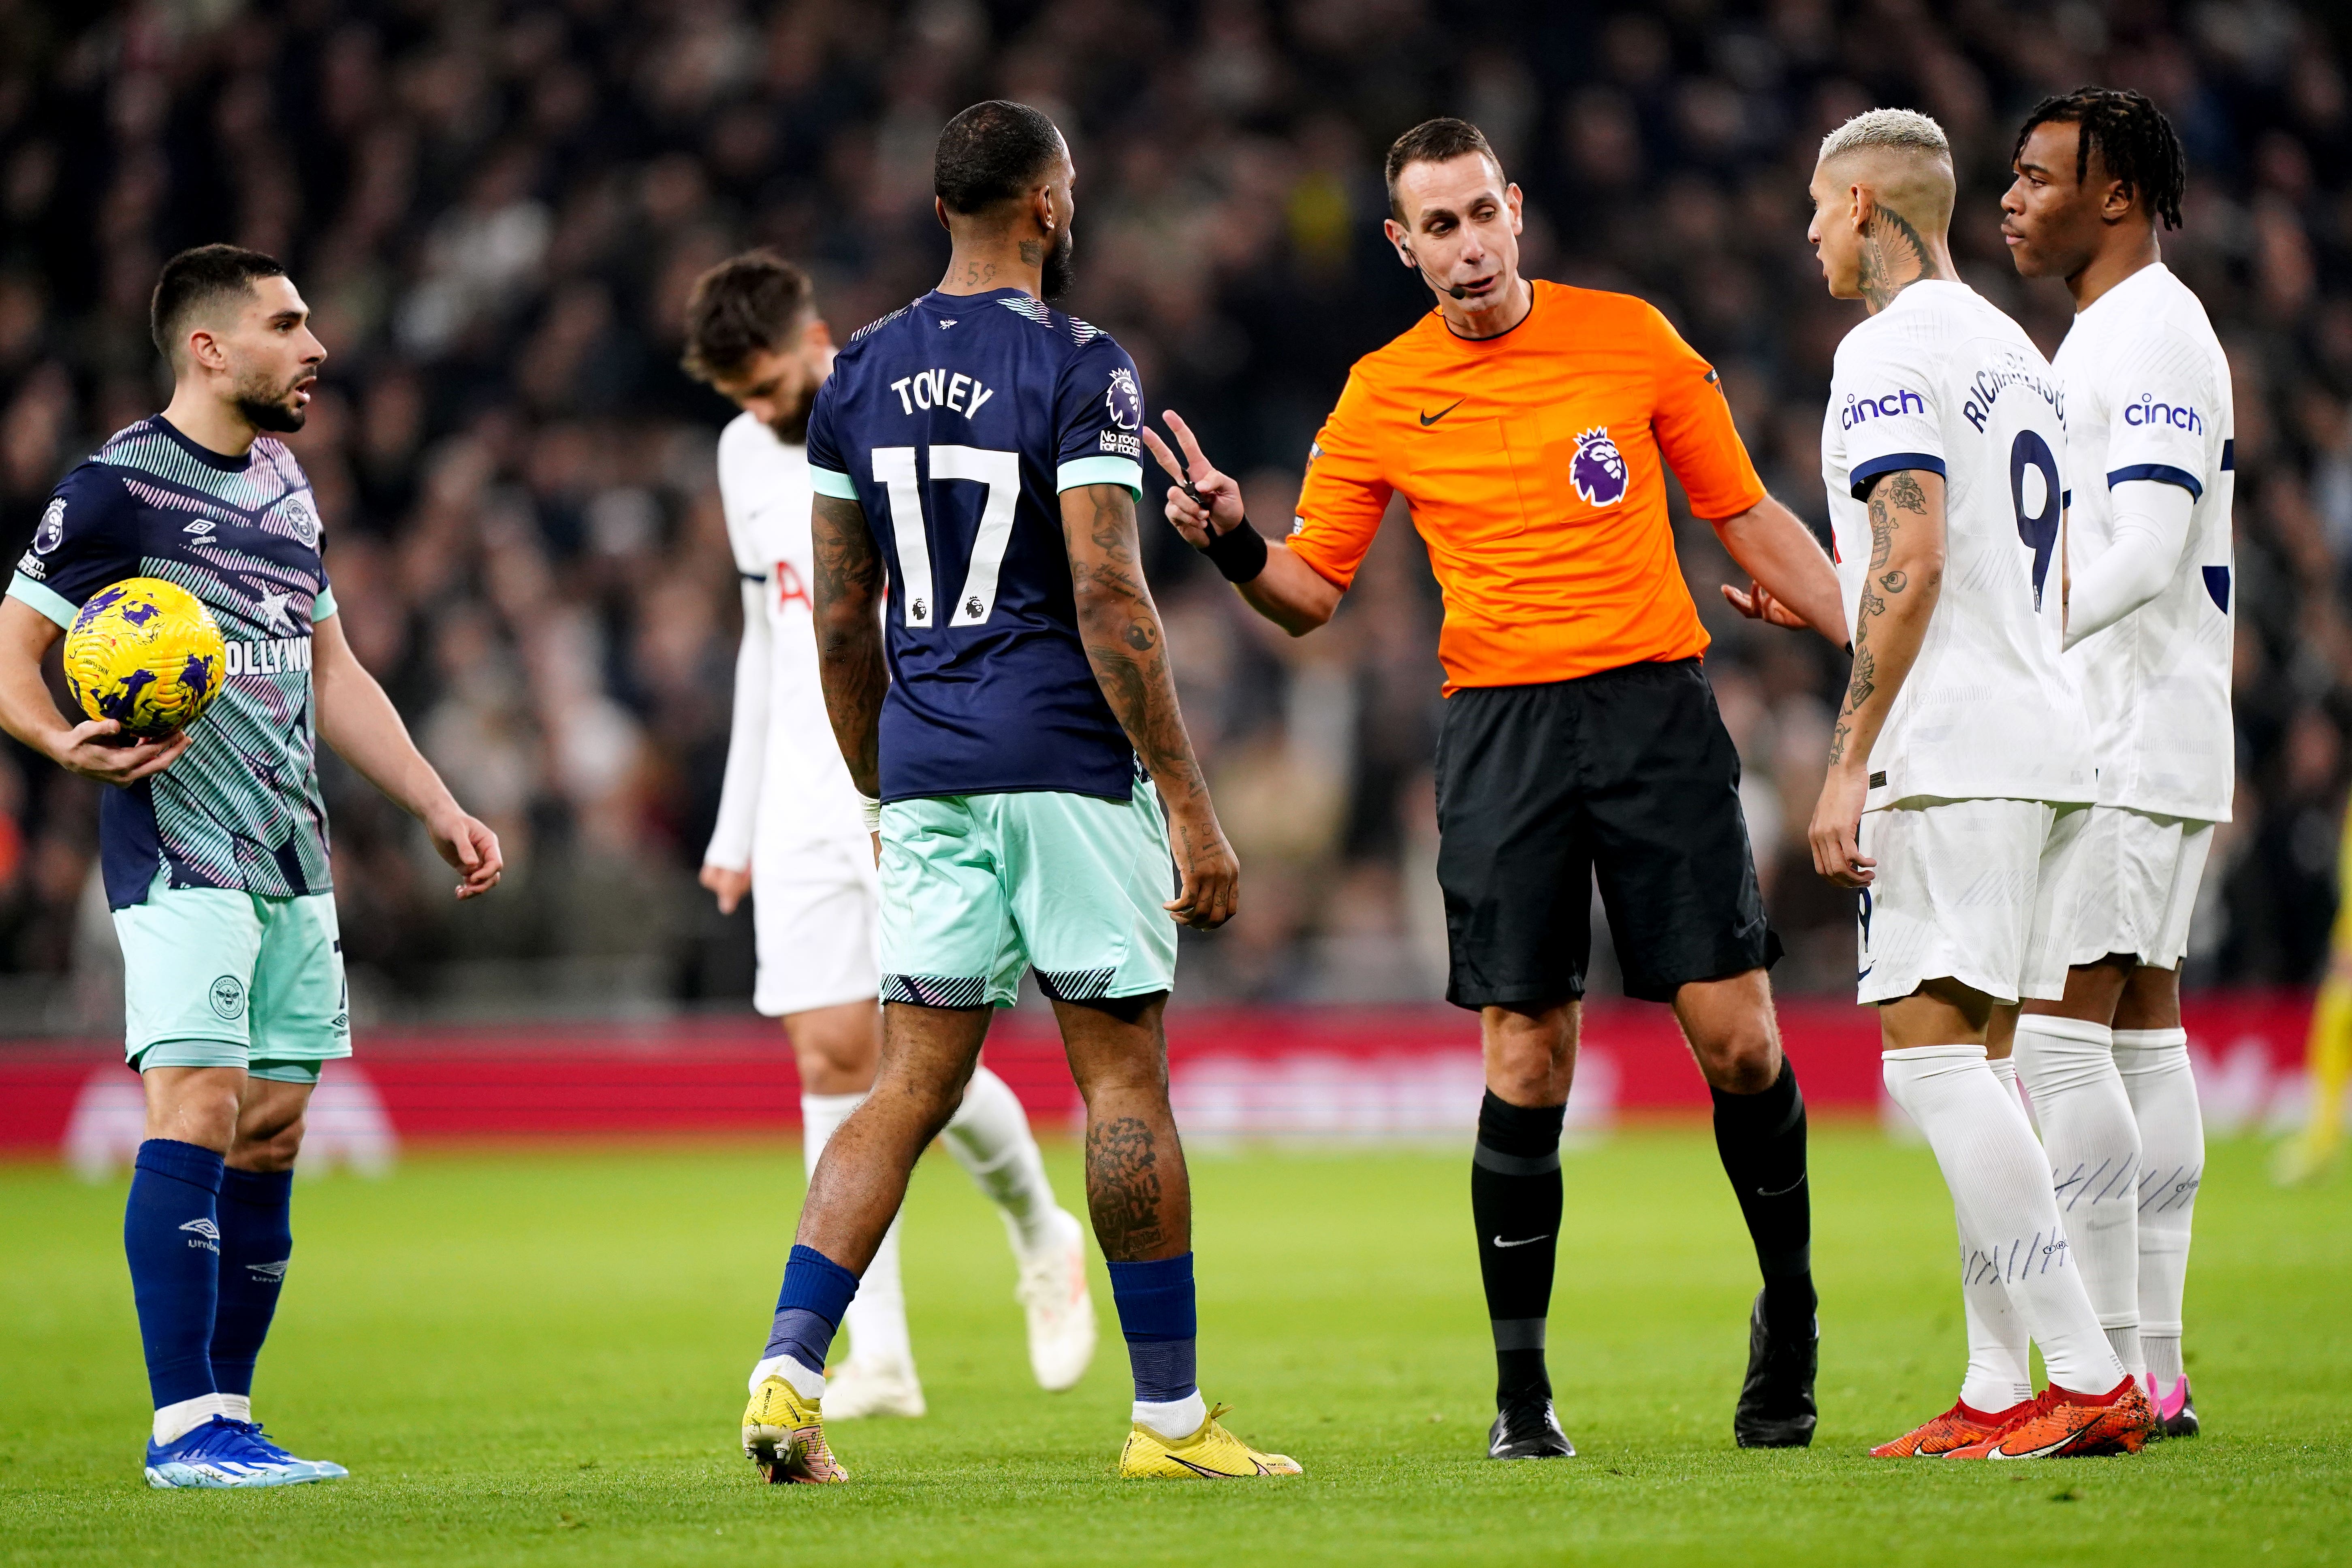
[
  {"xmin": 1804, "ymin": 110, "xmax": 2155, "ymax": 1458},
  {"xmin": 739, "ymin": 102, "xmax": 1296, "ymax": 1483},
  {"xmin": 1999, "ymin": 88, "xmax": 2230, "ymax": 1440},
  {"xmin": 0, "ymin": 245, "xmax": 503, "ymax": 1486},
  {"xmin": 681, "ymin": 251, "xmax": 1096, "ymax": 1419}
]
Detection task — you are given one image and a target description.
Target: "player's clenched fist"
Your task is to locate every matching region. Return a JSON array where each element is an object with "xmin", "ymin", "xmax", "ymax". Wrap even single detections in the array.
[
  {"xmin": 1808, "ymin": 766, "xmax": 1875, "ymax": 889},
  {"xmin": 1163, "ymin": 801, "xmax": 1239, "ymax": 930}
]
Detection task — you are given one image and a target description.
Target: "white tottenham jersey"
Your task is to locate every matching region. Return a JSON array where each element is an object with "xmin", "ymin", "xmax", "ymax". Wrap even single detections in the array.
[
  {"xmin": 706, "ymin": 411, "xmax": 865, "ymax": 871},
  {"xmin": 2053, "ymin": 263, "xmax": 2235, "ymax": 823},
  {"xmin": 1821, "ymin": 281, "xmax": 2092, "ymax": 807}
]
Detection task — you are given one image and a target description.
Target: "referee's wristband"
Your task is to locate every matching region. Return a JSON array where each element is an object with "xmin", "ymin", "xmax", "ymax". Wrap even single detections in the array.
[{"xmin": 1198, "ymin": 517, "xmax": 1269, "ymax": 583}]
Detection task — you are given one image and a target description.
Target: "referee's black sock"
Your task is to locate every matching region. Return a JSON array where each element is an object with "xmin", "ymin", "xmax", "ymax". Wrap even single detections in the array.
[
  {"xmin": 1710, "ymin": 1058, "xmax": 1816, "ymax": 1339},
  {"xmin": 1471, "ymin": 1090, "xmax": 1565, "ymax": 1405}
]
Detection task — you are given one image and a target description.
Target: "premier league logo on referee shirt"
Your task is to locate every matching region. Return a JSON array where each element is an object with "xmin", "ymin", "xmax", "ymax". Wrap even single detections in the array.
[{"xmin": 1570, "ymin": 427, "xmax": 1629, "ymax": 507}]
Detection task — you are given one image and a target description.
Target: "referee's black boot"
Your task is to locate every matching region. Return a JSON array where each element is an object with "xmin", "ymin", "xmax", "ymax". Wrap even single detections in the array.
[
  {"xmin": 1488, "ymin": 1392, "xmax": 1576, "ymax": 1459},
  {"xmin": 1733, "ymin": 1289, "xmax": 1817, "ymax": 1448}
]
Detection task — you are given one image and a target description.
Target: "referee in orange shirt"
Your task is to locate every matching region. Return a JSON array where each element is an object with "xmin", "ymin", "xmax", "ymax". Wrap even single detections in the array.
[{"xmin": 1143, "ymin": 119, "xmax": 1848, "ymax": 1458}]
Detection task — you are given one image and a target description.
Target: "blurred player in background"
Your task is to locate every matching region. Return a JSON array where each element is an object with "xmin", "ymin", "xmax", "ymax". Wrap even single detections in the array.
[
  {"xmin": 2002, "ymin": 87, "xmax": 2229, "ymax": 1439},
  {"xmin": 2279, "ymin": 806, "xmax": 2352, "ymax": 1184},
  {"xmin": 1804, "ymin": 111, "xmax": 2154, "ymax": 1458},
  {"xmin": 1146, "ymin": 117, "xmax": 1846, "ymax": 1458},
  {"xmin": 741, "ymin": 102, "xmax": 1296, "ymax": 1484},
  {"xmin": 683, "ymin": 252, "xmax": 1096, "ymax": 1421},
  {"xmin": 0, "ymin": 246, "xmax": 503, "ymax": 1486}
]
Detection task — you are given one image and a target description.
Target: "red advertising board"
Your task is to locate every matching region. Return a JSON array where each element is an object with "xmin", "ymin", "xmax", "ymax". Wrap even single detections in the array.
[{"xmin": 0, "ymin": 992, "xmax": 2326, "ymax": 1157}]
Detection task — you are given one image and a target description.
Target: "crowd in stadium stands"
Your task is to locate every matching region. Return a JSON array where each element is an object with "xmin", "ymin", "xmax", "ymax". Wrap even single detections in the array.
[{"xmin": 0, "ymin": 0, "xmax": 2347, "ymax": 1024}]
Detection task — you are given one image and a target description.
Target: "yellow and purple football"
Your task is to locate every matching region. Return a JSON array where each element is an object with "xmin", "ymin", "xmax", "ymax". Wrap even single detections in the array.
[{"xmin": 62, "ymin": 576, "xmax": 227, "ymax": 739}]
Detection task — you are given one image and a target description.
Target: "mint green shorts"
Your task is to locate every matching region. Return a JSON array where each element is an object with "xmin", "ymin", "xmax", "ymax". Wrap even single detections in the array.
[
  {"xmin": 878, "ymin": 780, "xmax": 1180, "ymax": 1009},
  {"xmin": 112, "ymin": 873, "xmax": 351, "ymax": 1083}
]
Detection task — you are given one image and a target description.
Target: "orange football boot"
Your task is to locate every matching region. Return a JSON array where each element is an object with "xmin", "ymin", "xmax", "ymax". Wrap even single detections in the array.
[
  {"xmin": 1869, "ymin": 1398, "xmax": 2030, "ymax": 1457},
  {"xmin": 1944, "ymin": 1376, "xmax": 2157, "ymax": 1459}
]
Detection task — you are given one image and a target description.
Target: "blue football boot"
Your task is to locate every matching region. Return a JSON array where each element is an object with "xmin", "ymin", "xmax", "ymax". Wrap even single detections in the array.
[
  {"xmin": 233, "ymin": 1421, "xmax": 347, "ymax": 1481},
  {"xmin": 144, "ymin": 1414, "xmax": 307, "ymax": 1488}
]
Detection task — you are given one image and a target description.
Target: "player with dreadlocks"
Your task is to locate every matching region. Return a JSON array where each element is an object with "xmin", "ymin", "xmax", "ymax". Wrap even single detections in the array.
[{"xmin": 1994, "ymin": 87, "xmax": 2226, "ymax": 1443}]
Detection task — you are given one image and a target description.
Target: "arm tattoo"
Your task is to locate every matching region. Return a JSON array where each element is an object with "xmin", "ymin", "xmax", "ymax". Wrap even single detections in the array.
[
  {"xmin": 1829, "ymin": 470, "xmax": 1927, "ymax": 763},
  {"xmin": 1063, "ymin": 483, "xmax": 1210, "ymax": 809},
  {"xmin": 1085, "ymin": 1115, "xmax": 1165, "ymax": 1260},
  {"xmin": 810, "ymin": 493, "xmax": 888, "ymax": 795}
]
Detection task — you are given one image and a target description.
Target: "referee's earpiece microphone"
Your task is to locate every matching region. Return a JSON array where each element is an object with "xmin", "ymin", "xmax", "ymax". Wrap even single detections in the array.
[{"xmin": 1402, "ymin": 246, "xmax": 1469, "ymax": 301}]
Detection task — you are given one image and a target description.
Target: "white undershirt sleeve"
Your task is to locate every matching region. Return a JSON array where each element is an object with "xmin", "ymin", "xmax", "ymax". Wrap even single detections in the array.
[
  {"xmin": 2064, "ymin": 478, "xmax": 2194, "ymax": 649},
  {"xmin": 704, "ymin": 577, "xmax": 773, "ymax": 870}
]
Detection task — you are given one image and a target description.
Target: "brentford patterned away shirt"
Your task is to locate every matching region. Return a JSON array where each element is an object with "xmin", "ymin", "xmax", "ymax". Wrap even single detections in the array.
[{"xmin": 8, "ymin": 416, "xmax": 335, "ymax": 909}]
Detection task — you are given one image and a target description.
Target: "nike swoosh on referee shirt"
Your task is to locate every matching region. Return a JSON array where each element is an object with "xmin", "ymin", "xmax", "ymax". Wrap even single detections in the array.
[
  {"xmin": 1492, "ymin": 1233, "xmax": 1550, "ymax": 1248},
  {"xmin": 1419, "ymin": 399, "xmax": 1464, "ymax": 426}
]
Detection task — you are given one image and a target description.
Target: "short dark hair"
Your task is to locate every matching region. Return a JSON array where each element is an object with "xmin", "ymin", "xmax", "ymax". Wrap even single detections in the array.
[
  {"xmin": 2012, "ymin": 87, "xmax": 2187, "ymax": 231},
  {"xmin": 150, "ymin": 244, "xmax": 288, "ymax": 362},
  {"xmin": 934, "ymin": 100, "xmax": 1065, "ymax": 217},
  {"xmin": 680, "ymin": 250, "xmax": 816, "ymax": 382},
  {"xmin": 1384, "ymin": 118, "xmax": 1505, "ymax": 222}
]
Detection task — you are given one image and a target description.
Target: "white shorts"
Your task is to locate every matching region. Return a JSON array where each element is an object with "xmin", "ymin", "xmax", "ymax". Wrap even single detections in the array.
[
  {"xmin": 2064, "ymin": 806, "xmax": 2215, "ymax": 971},
  {"xmin": 1855, "ymin": 797, "xmax": 2089, "ymax": 1007},
  {"xmin": 751, "ymin": 833, "xmax": 881, "ymax": 1017}
]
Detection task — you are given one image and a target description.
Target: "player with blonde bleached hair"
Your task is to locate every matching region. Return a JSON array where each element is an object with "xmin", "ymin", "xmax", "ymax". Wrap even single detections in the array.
[{"xmin": 1804, "ymin": 108, "xmax": 2157, "ymax": 1459}]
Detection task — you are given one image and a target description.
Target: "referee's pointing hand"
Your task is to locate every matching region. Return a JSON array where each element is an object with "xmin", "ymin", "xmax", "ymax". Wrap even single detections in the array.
[{"xmin": 1141, "ymin": 411, "xmax": 1245, "ymax": 546}]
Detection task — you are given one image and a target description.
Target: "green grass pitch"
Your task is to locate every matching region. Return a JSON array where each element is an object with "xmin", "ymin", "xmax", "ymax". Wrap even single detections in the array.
[{"xmin": 1, "ymin": 1126, "xmax": 2346, "ymax": 1566}]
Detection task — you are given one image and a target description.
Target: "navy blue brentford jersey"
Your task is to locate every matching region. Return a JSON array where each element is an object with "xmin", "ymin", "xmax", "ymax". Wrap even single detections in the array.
[
  {"xmin": 6, "ymin": 417, "xmax": 334, "ymax": 908},
  {"xmin": 805, "ymin": 288, "xmax": 1147, "ymax": 802}
]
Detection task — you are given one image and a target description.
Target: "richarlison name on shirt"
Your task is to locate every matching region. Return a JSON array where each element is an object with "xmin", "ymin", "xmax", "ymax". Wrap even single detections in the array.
[{"xmin": 1961, "ymin": 350, "xmax": 2066, "ymax": 433}]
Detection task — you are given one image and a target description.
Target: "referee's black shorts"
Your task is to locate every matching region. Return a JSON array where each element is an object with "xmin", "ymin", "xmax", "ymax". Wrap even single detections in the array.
[{"xmin": 1433, "ymin": 657, "xmax": 1780, "ymax": 1009}]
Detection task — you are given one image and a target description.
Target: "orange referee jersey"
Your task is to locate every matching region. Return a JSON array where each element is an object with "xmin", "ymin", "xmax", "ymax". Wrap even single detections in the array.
[{"xmin": 1289, "ymin": 279, "xmax": 1766, "ymax": 692}]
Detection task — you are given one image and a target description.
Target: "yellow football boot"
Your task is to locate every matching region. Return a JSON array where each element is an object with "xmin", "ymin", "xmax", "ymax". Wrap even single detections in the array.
[
  {"xmin": 1117, "ymin": 1403, "xmax": 1301, "ymax": 1479},
  {"xmin": 742, "ymin": 1374, "xmax": 849, "ymax": 1485}
]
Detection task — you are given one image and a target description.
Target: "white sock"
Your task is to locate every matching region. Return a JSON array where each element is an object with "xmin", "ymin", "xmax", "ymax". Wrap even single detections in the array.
[
  {"xmin": 942, "ymin": 1066, "xmax": 1061, "ymax": 1255},
  {"xmin": 1959, "ymin": 1058, "xmax": 2035, "ymax": 1411},
  {"xmin": 1133, "ymin": 1390, "xmax": 1208, "ymax": 1441},
  {"xmin": 154, "ymin": 1393, "xmax": 227, "ymax": 1445},
  {"xmin": 2143, "ymin": 1332, "xmax": 2183, "ymax": 1389},
  {"xmin": 2012, "ymin": 1016, "xmax": 2143, "ymax": 1378},
  {"xmin": 218, "ymin": 1394, "xmax": 251, "ymax": 1423},
  {"xmin": 2115, "ymin": 1028, "xmax": 2202, "ymax": 1363},
  {"xmin": 1882, "ymin": 1045, "xmax": 2126, "ymax": 1395},
  {"xmin": 800, "ymin": 1090, "xmax": 915, "ymax": 1372},
  {"xmin": 749, "ymin": 1352, "xmax": 826, "ymax": 1401}
]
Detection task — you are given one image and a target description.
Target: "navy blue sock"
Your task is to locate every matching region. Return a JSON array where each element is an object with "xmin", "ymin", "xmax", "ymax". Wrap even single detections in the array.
[
  {"xmin": 211, "ymin": 1167, "xmax": 294, "ymax": 1399},
  {"xmin": 764, "ymin": 1244, "xmax": 860, "ymax": 1376},
  {"xmin": 124, "ymin": 1139, "xmax": 226, "ymax": 1410},
  {"xmin": 1107, "ymin": 1253, "xmax": 1197, "ymax": 1404}
]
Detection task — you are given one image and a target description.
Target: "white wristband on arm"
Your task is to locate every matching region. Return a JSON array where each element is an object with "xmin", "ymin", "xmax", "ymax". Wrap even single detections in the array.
[{"xmin": 858, "ymin": 792, "xmax": 883, "ymax": 832}]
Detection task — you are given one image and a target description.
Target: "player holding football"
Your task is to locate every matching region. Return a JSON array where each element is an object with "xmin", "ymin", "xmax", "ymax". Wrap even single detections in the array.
[
  {"xmin": 681, "ymin": 251, "xmax": 1096, "ymax": 1419},
  {"xmin": 1802, "ymin": 110, "xmax": 2156, "ymax": 1458},
  {"xmin": 1144, "ymin": 118, "xmax": 1847, "ymax": 1457},
  {"xmin": 2000, "ymin": 90, "xmax": 2229, "ymax": 1439},
  {"xmin": 738, "ymin": 101, "xmax": 1296, "ymax": 1483},
  {"xmin": 0, "ymin": 245, "xmax": 503, "ymax": 1486}
]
